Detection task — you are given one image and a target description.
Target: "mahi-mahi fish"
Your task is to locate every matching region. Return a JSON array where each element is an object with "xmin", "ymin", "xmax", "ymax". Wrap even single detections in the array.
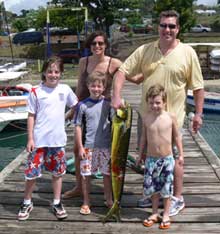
[{"xmin": 103, "ymin": 102, "xmax": 132, "ymax": 222}]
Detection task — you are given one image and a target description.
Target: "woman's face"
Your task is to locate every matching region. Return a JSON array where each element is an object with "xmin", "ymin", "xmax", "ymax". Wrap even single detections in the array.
[{"xmin": 90, "ymin": 36, "xmax": 106, "ymax": 55}]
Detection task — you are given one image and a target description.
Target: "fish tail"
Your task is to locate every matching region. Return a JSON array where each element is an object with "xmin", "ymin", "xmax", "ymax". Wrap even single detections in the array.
[{"xmin": 102, "ymin": 202, "xmax": 121, "ymax": 223}]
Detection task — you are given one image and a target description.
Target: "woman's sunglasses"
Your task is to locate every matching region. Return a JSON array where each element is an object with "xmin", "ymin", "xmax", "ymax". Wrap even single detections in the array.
[{"xmin": 91, "ymin": 41, "xmax": 105, "ymax": 46}]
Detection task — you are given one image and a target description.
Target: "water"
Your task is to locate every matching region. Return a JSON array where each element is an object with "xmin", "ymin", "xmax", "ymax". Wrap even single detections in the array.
[
  {"xmin": 0, "ymin": 124, "xmax": 27, "ymax": 171},
  {"xmin": 200, "ymin": 113, "xmax": 220, "ymax": 156},
  {"xmin": 0, "ymin": 113, "xmax": 219, "ymax": 172}
]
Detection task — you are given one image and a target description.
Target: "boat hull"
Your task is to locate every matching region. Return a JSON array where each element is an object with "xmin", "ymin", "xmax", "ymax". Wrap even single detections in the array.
[{"xmin": 187, "ymin": 92, "xmax": 220, "ymax": 113}]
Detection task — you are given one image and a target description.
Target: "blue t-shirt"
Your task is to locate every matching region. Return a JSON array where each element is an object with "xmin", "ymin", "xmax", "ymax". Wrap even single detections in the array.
[{"xmin": 74, "ymin": 97, "xmax": 113, "ymax": 148}]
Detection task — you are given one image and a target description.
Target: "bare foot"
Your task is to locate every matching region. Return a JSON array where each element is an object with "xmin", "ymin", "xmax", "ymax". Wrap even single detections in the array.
[{"xmin": 62, "ymin": 187, "xmax": 82, "ymax": 199}]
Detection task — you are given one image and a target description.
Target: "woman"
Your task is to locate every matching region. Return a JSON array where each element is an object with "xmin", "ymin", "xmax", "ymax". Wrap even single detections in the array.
[{"xmin": 63, "ymin": 31, "xmax": 122, "ymax": 199}]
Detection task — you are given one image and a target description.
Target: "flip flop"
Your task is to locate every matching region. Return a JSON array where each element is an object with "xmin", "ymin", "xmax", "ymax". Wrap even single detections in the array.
[
  {"xmin": 80, "ymin": 205, "xmax": 91, "ymax": 215},
  {"xmin": 159, "ymin": 220, "xmax": 171, "ymax": 229},
  {"xmin": 143, "ymin": 217, "xmax": 158, "ymax": 227}
]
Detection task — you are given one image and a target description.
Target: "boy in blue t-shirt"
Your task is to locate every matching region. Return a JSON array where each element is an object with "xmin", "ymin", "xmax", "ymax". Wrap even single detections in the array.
[{"xmin": 74, "ymin": 71, "xmax": 113, "ymax": 215}]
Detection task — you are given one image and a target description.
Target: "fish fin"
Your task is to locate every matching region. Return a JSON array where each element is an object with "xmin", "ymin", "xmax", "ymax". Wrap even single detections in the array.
[{"xmin": 102, "ymin": 202, "xmax": 121, "ymax": 223}]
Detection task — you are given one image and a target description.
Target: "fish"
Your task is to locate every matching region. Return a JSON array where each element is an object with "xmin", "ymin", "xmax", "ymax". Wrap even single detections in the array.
[{"xmin": 103, "ymin": 102, "xmax": 132, "ymax": 222}]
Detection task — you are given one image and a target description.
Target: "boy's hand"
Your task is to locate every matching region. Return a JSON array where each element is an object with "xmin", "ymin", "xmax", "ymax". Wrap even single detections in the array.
[
  {"xmin": 177, "ymin": 155, "xmax": 184, "ymax": 166},
  {"xmin": 78, "ymin": 147, "xmax": 86, "ymax": 160},
  {"xmin": 136, "ymin": 154, "xmax": 146, "ymax": 166},
  {"xmin": 26, "ymin": 139, "xmax": 35, "ymax": 153}
]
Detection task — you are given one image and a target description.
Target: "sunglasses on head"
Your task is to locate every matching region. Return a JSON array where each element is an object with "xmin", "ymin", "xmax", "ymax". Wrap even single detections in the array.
[
  {"xmin": 159, "ymin": 23, "xmax": 177, "ymax": 29},
  {"xmin": 91, "ymin": 41, "xmax": 105, "ymax": 46}
]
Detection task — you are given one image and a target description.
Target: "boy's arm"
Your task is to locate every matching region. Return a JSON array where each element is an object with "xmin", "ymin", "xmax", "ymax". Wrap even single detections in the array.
[
  {"xmin": 26, "ymin": 113, "xmax": 35, "ymax": 153},
  {"xmin": 172, "ymin": 115, "xmax": 184, "ymax": 165},
  {"xmin": 75, "ymin": 125, "xmax": 85, "ymax": 159}
]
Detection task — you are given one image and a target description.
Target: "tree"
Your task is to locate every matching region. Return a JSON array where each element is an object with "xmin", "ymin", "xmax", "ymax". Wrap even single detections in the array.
[
  {"xmin": 49, "ymin": 0, "xmax": 144, "ymax": 34},
  {"xmin": 154, "ymin": 0, "xmax": 196, "ymax": 36}
]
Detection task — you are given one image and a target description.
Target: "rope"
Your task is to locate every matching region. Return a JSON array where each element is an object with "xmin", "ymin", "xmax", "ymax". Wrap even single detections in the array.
[{"xmin": 0, "ymin": 132, "xmax": 27, "ymax": 141}]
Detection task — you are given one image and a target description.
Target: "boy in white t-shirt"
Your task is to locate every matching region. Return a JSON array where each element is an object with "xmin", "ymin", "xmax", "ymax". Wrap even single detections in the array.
[{"xmin": 17, "ymin": 56, "xmax": 78, "ymax": 221}]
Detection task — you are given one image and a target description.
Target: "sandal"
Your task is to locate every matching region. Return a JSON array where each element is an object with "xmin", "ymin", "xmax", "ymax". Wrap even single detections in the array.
[
  {"xmin": 80, "ymin": 205, "xmax": 91, "ymax": 215},
  {"xmin": 143, "ymin": 216, "xmax": 158, "ymax": 227},
  {"xmin": 159, "ymin": 220, "xmax": 171, "ymax": 229}
]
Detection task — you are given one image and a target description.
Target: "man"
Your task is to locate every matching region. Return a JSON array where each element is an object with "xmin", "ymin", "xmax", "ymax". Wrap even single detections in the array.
[{"xmin": 111, "ymin": 10, "xmax": 204, "ymax": 216}]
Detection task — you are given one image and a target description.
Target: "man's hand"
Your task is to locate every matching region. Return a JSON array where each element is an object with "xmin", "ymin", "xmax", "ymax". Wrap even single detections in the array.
[
  {"xmin": 192, "ymin": 114, "xmax": 203, "ymax": 133},
  {"xmin": 111, "ymin": 95, "xmax": 125, "ymax": 110}
]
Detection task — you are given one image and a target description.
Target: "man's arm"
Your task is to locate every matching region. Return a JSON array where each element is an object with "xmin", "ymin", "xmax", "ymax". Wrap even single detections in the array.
[
  {"xmin": 192, "ymin": 88, "xmax": 204, "ymax": 133},
  {"xmin": 111, "ymin": 70, "xmax": 127, "ymax": 109}
]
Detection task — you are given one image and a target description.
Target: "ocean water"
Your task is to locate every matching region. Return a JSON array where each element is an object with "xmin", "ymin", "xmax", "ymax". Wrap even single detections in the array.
[
  {"xmin": 0, "ymin": 124, "xmax": 27, "ymax": 171},
  {"xmin": 200, "ymin": 113, "xmax": 220, "ymax": 157},
  {"xmin": 0, "ymin": 113, "xmax": 219, "ymax": 172}
]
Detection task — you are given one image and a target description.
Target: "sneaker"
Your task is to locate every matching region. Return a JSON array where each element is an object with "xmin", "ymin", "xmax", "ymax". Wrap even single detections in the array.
[
  {"xmin": 169, "ymin": 196, "xmax": 185, "ymax": 216},
  {"xmin": 137, "ymin": 197, "xmax": 163, "ymax": 208},
  {"xmin": 17, "ymin": 202, "xmax": 33, "ymax": 221},
  {"xmin": 52, "ymin": 202, "xmax": 68, "ymax": 220}
]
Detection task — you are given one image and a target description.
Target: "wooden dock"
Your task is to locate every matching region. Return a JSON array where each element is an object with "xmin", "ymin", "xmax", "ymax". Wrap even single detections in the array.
[{"xmin": 1, "ymin": 82, "xmax": 220, "ymax": 233}]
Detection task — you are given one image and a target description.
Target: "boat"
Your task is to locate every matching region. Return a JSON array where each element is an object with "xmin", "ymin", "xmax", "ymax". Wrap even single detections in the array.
[
  {"xmin": 187, "ymin": 90, "xmax": 220, "ymax": 113},
  {"xmin": 0, "ymin": 83, "xmax": 32, "ymax": 132}
]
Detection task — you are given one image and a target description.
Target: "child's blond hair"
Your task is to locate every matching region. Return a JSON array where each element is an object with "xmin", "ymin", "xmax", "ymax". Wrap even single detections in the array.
[
  {"xmin": 146, "ymin": 84, "xmax": 167, "ymax": 103},
  {"xmin": 87, "ymin": 71, "xmax": 107, "ymax": 88}
]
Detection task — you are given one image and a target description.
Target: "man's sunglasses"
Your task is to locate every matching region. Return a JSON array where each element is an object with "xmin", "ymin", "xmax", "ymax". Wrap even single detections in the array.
[
  {"xmin": 159, "ymin": 23, "xmax": 177, "ymax": 29},
  {"xmin": 91, "ymin": 41, "xmax": 105, "ymax": 46}
]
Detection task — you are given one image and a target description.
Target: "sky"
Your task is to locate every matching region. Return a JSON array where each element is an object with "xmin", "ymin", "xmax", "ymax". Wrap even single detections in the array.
[{"xmin": 3, "ymin": 0, "xmax": 218, "ymax": 15}]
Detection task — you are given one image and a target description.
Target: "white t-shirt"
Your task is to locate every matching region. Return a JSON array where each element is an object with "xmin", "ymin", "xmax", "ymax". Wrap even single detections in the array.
[{"xmin": 27, "ymin": 83, "xmax": 78, "ymax": 147}]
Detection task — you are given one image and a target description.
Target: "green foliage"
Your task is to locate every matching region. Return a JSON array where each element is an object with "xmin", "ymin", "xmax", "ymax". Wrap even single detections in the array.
[
  {"xmin": 12, "ymin": 18, "xmax": 28, "ymax": 32},
  {"xmin": 154, "ymin": 0, "xmax": 196, "ymax": 36}
]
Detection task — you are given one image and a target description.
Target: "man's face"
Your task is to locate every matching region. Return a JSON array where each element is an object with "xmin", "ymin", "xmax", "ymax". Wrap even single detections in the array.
[{"xmin": 158, "ymin": 16, "xmax": 179, "ymax": 43}]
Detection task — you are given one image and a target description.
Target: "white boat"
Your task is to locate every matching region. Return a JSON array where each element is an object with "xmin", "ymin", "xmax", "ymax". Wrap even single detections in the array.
[
  {"xmin": 0, "ymin": 84, "xmax": 31, "ymax": 131},
  {"xmin": 187, "ymin": 90, "xmax": 220, "ymax": 113}
]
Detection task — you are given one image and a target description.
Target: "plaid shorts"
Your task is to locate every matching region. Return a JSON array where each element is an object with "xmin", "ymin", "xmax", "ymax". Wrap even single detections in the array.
[{"xmin": 24, "ymin": 147, "xmax": 66, "ymax": 180}]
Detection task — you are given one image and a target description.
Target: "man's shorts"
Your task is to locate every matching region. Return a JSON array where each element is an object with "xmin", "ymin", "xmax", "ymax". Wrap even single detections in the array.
[
  {"xmin": 143, "ymin": 155, "xmax": 175, "ymax": 198},
  {"xmin": 24, "ymin": 147, "xmax": 66, "ymax": 180},
  {"xmin": 81, "ymin": 148, "xmax": 111, "ymax": 176}
]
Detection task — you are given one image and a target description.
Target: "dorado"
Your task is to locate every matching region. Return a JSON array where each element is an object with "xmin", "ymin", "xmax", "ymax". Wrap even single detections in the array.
[{"xmin": 103, "ymin": 102, "xmax": 132, "ymax": 222}]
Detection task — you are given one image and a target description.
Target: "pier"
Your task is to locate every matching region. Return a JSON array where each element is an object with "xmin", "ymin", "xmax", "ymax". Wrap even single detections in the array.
[{"xmin": 1, "ymin": 82, "xmax": 220, "ymax": 233}]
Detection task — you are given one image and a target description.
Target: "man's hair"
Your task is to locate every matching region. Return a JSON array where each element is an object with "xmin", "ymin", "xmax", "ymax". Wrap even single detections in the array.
[
  {"xmin": 146, "ymin": 84, "xmax": 167, "ymax": 103},
  {"xmin": 41, "ymin": 56, "xmax": 64, "ymax": 81},
  {"xmin": 87, "ymin": 71, "xmax": 107, "ymax": 88},
  {"xmin": 159, "ymin": 10, "xmax": 180, "ymax": 25},
  {"xmin": 84, "ymin": 30, "xmax": 109, "ymax": 49}
]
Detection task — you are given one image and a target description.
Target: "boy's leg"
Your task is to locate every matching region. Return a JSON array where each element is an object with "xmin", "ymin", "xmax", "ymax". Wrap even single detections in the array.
[
  {"xmin": 143, "ymin": 194, "xmax": 160, "ymax": 227},
  {"xmin": 152, "ymin": 193, "xmax": 160, "ymax": 215},
  {"xmin": 24, "ymin": 179, "xmax": 36, "ymax": 200},
  {"xmin": 63, "ymin": 144, "xmax": 82, "ymax": 198},
  {"xmin": 81, "ymin": 176, "xmax": 91, "ymax": 206},
  {"xmin": 163, "ymin": 197, "xmax": 171, "ymax": 221},
  {"xmin": 103, "ymin": 175, "xmax": 113, "ymax": 207},
  {"xmin": 52, "ymin": 175, "xmax": 62, "ymax": 200}
]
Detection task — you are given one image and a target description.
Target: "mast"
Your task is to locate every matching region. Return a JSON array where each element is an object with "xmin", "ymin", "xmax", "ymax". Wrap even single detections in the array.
[{"xmin": 1, "ymin": 1, "xmax": 14, "ymax": 63}]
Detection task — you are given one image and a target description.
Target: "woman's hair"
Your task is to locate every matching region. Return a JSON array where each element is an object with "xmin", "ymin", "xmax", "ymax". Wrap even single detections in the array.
[
  {"xmin": 146, "ymin": 84, "xmax": 167, "ymax": 102},
  {"xmin": 41, "ymin": 56, "xmax": 64, "ymax": 81},
  {"xmin": 84, "ymin": 31, "xmax": 109, "ymax": 49},
  {"xmin": 87, "ymin": 71, "xmax": 107, "ymax": 88}
]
